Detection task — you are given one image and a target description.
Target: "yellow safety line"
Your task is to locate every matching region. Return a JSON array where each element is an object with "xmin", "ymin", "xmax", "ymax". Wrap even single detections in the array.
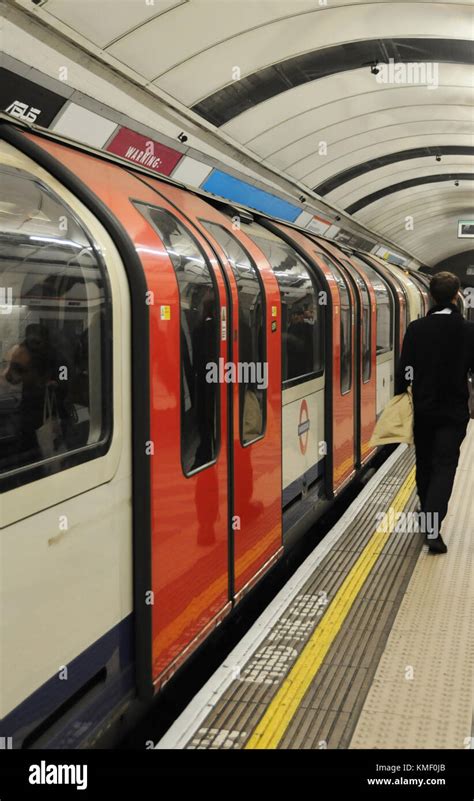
[{"xmin": 244, "ymin": 466, "xmax": 416, "ymax": 749}]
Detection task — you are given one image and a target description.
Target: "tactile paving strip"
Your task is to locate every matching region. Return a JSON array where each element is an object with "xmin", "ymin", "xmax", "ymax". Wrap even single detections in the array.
[
  {"xmin": 185, "ymin": 447, "xmax": 419, "ymax": 749},
  {"xmin": 350, "ymin": 423, "xmax": 473, "ymax": 750}
]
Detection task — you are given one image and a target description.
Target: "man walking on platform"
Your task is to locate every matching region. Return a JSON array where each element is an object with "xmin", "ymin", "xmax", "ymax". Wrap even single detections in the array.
[{"xmin": 395, "ymin": 271, "xmax": 474, "ymax": 553}]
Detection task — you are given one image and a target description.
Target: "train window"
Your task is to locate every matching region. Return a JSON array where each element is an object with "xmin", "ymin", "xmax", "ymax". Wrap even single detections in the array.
[
  {"xmin": 238, "ymin": 222, "xmax": 323, "ymax": 385},
  {"xmin": 352, "ymin": 258, "xmax": 393, "ymax": 355},
  {"xmin": 400, "ymin": 282, "xmax": 410, "ymax": 332},
  {"xmin": 200, "ymin": 221, "xmax": 265, "ymax": 445},
  {"xmin": 342, "ymin": 262, "xmax": 371, "ymax": 383},
  {"xmin": 339, "ymin": 282, "xmax": 352, "ymax": 394},
  {"xmin": 135, "ymin": 203, "xmax": 219, "ymax": 474},
  {"xmin": 404, "ymin": 275, "xmax": 424, "ymax": 319},
  {"xmin": 387, "ymin": 274, "xmax": 409, "ymax": 333},
  {"xmin": 409, "ymin": 275, "xmax": 429, "ymax": 316},
  {"xmin": 0, "ymin": 166, "xmax": 111, "ymax": 488},
  {"xmin": 315, "ymin": 253, "xmax": 352, "ymax": 394}
]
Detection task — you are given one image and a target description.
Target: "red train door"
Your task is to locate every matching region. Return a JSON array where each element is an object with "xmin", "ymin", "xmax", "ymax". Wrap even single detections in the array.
[
  {"xmin": 302, "ymin": 248, "xmax": 357, "ymax": 492},
  {"xmin": 314, "ymin": 243, "xmax": 377, "ymax": 468},
  {"xmin": 267, "ymin": 224, "xmax": 357, "ymax": 495},
  {"xmin": 137, "ymin": 178, "xmax": 283, "ymax": 600},
  {"xmin": 196, "ymin": 218, "xmax": 283, "ymax": 597},
  {"xmin": 340, "ymin": 259, "xmax": 377, "ymax": 466},
  {"xmin": 133, "ymin": 198, "xmax": 233, "ymax": 682}
]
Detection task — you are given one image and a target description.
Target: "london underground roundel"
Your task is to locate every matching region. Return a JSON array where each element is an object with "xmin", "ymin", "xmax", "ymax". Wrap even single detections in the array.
[{"xmin": 298, "ymin": 399, "xmax": 310, "ymax": 455}]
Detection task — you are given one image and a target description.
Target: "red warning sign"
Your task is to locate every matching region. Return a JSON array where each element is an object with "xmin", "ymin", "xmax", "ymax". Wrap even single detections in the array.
[{"xmin": 106, "ymin": 127, "xmax": 182, "ymax": 176}]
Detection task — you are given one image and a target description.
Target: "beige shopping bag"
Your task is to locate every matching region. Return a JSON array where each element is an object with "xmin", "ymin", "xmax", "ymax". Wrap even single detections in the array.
[{"xmin": 369, "ymin": 387, "xmax": 414, "ymax": 446}]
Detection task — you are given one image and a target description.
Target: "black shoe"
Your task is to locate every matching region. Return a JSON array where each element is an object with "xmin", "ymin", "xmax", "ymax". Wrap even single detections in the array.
[{"xmin": 425, "ymin": 534, "xmax": 448, "ymax": 554}]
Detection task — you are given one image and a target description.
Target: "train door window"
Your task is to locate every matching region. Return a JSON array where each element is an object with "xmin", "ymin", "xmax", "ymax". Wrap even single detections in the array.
[
  {"xmin": 411, "ymin": 276, "xmax": 429, "ymax": 316},
  {"xmin": 341, "ymin": 261, "xmax": 371, "ymax": 383},
  {"xmin": 358, "ymin": 276, "xmax": 371, "ymax": 382},
  {"xmin": 238, "ymin": 222, "xmax": 323, "ymax": 386},
  {"xmin": 0, "ymin": 166, "xmax": 111, "ymax": 489},
  {"xmin": 401, "ymin": 282, "xmax": 410, "ymax": 332},
  {"xmin": 200, "ymin": 221, "xmax": 265, "ymax": 445},
  {"xmin": 390, "ymin": 276, "xmax": 409, "ymax": 332},
  {"xmin": 352, "ymin": 258, "xmax": 393, "ymax": 354},
  {"xmin": 315, "ymin": 253, "xmax": 352, "ymax": 394},
  {"xmin": 135, "ymin": 203, "xmax": 219, "ymax": 474},
  {"xmin": 413, "ymin": 277, "xmax": 430, "ymax": 314},
  {"xmin": 339, "ymin": 281, "xmax": 352, "ymax": 394}
]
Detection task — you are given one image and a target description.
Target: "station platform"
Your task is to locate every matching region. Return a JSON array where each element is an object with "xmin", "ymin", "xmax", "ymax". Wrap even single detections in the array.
[{"xmin": 157, "ymin": 426, "xmax": 473, "ymax": 751}]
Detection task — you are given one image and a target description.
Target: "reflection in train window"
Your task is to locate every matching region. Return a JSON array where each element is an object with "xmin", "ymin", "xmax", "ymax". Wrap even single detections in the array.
[
  {"xmin": 360, "ymin": 276, "xmax": 372, "ymax": 382},
  {"xmin": 342, "ymin": 261, "xmax": 371, "ymax": 383},
  {"xmin": 200, "ymin": 221, "xmax": 265, "ymax": 445},
  {"xmin": 352, "ymin": 258, "xmax": 393, "ymax": 355},
  {"xmin": 0, "ymin": 166, "xmax": 111, "ymax": 486},
  {"xmin": 135, "ymin": 204, "xmax": 219, "ymax": 474},
  {"xmin": 239, "ymin": 222, "xmax": 323, "ymax": 384},
  {"xmin": 316, "ymin": 253, "xmax": 352, "ymax": 394},
  {"xmin": 339, "ymin": 279, "xmax": 352, "ymax": 394},
  {"xmin": 394, "ymin": 279, "xmax": 410, "ymax": 334}
]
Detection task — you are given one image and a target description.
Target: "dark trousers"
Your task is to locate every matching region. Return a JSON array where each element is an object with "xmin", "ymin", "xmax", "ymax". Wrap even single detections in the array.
[{"xmin": 414, "ymin": 418, "xmax": 468, "ymax": 536}]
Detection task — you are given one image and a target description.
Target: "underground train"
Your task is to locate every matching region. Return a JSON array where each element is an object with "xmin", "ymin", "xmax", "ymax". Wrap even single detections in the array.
[{"xmin": 0, "ymin": 118, "xmax": 453, "ymax": 748}]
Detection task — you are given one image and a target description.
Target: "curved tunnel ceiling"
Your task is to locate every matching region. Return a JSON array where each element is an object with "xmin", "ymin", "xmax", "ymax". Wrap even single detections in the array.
[
  {"xmin": 17, "ymin": 0, "xmax": 474, "ymax": 267},
  {"xmin": 191, "ymin": 38, "xmax": 474, "ymax": 127},
  {"xmin": 346, "ymin": 173, "xmax": 474, "ymax": 213},
  {"xmin": 315, "ymin": 146, "xmax": 474, "ymax": 195}
]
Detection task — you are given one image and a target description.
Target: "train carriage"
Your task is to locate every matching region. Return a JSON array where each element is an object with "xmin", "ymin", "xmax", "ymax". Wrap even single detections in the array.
[{"xmin": 0, "ymin": 119, "xmax": 432, "ymax": 748}]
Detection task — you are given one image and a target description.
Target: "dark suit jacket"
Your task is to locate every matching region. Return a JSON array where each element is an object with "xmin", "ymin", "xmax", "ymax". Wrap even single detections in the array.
[{"xmin": 395, "ymin": 304, "xmax": 474, "ymax": 425}]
